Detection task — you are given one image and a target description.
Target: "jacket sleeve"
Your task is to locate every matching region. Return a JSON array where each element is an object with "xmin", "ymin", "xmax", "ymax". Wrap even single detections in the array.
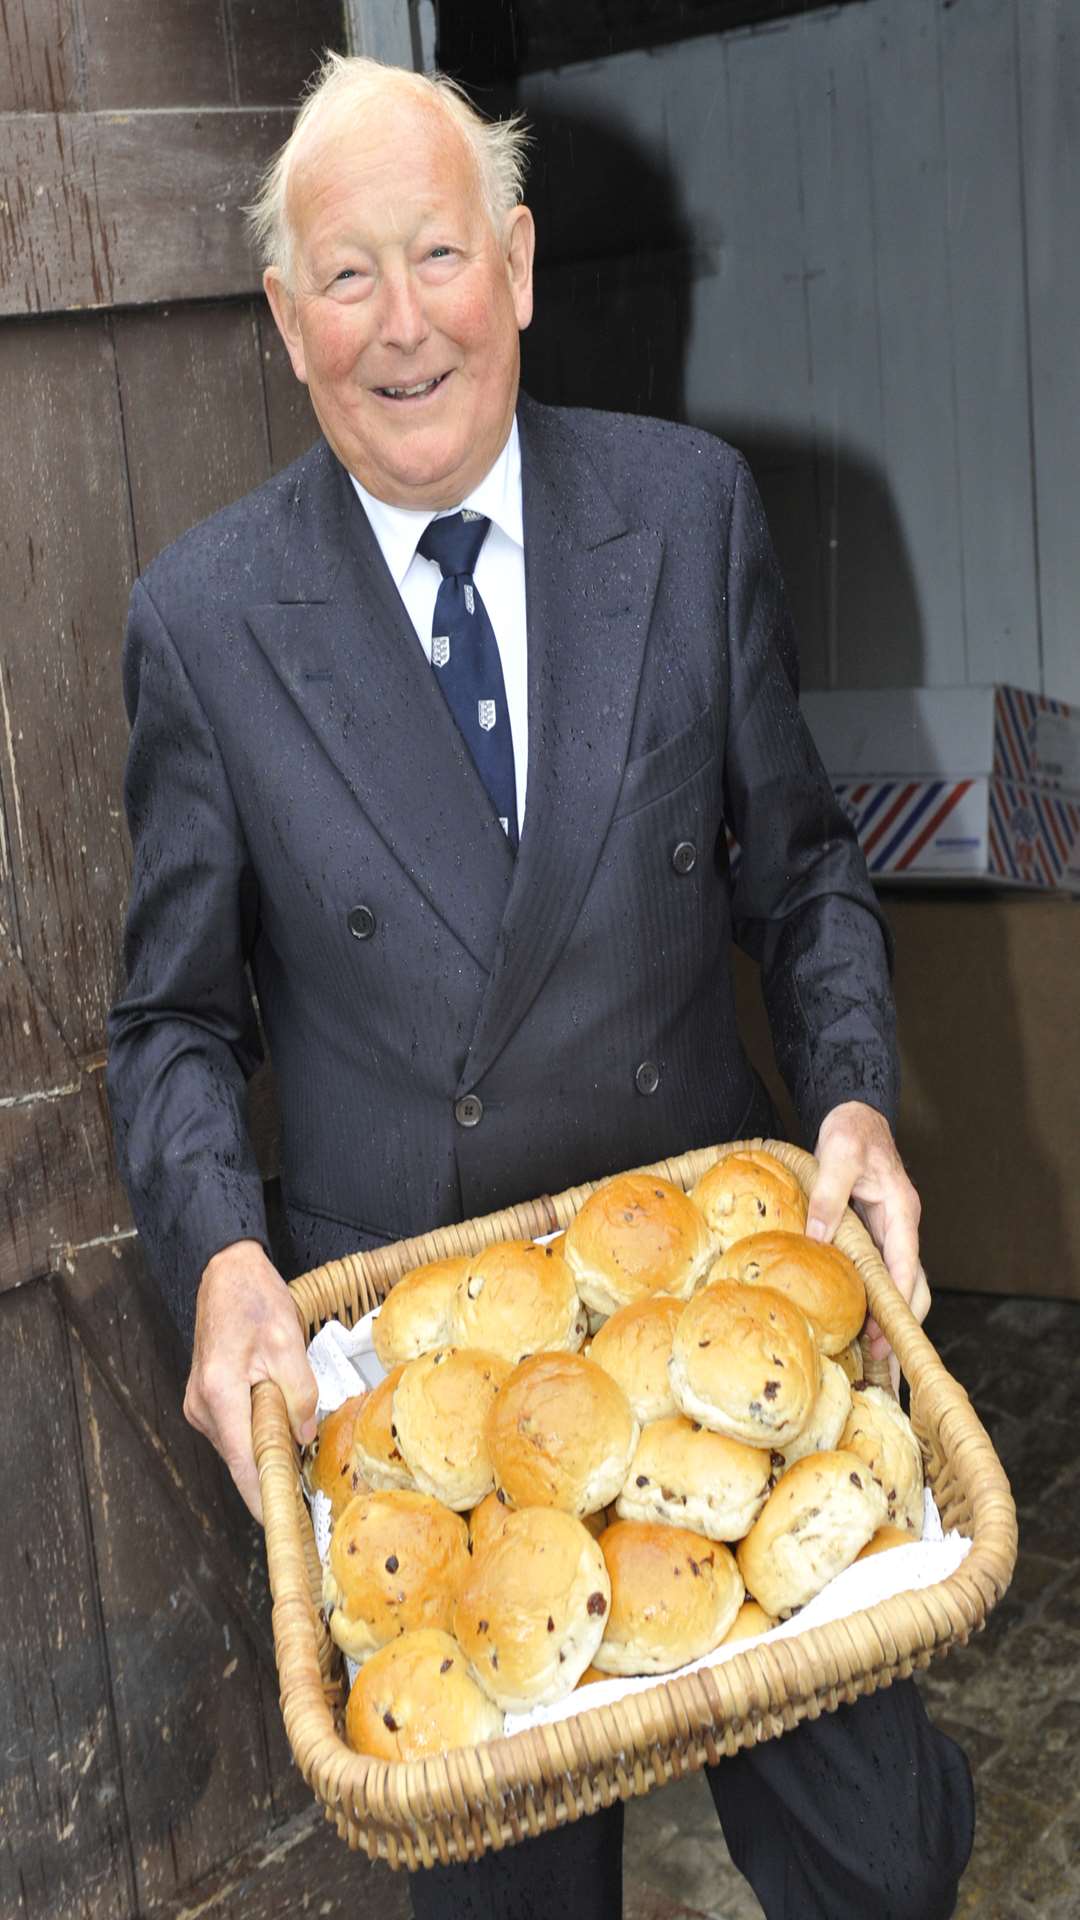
[
  {"xmin": 721, "ymin": 456, "xmax": 900, "ymax": 1143},
  {"xmin": 106, "ymin": 577, "xmax": 271, "ymax": 1346}
]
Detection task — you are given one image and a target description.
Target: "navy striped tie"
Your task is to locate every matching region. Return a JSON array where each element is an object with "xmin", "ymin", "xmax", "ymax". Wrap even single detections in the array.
[{"xmin": 418, "ymin": 511, "xmax": 518, "ymax": 851}]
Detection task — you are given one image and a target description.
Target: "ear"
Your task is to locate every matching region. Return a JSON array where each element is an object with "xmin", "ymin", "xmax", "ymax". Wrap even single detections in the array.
[
  {"xmin": 504, "ymin": 206, "xmax": 536, "ymax": 333},
  {"xmin": 263, "ymin": 268, "xmax": 308, "ymax": 385}
]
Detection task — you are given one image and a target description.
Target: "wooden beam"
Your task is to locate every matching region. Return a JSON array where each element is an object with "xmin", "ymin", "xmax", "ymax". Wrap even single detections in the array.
[{"xmin": 0, "ymin": 108, "xmax": 292, "ymax": 315}]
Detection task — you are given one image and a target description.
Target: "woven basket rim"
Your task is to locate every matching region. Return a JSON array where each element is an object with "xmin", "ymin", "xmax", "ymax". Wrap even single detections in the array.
[{"xmin": 253, "ymin": 1137, "xmax": 1018, "ymax": 1864}]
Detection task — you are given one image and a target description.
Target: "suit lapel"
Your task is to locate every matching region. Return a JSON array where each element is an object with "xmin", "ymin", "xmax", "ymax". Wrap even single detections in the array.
[
  {"xmin": 461, "ymin": 397, "xmax": 663, "ymax": 1089},
  {"xmin": 245, "ymin": 442, "xmax": 513, "ymax": 974}
]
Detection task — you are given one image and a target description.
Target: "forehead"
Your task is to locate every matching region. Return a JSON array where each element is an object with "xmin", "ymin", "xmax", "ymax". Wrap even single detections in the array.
[{"xmin": 287, "ymin": 94, "xmax": 484, "ymax": 248}]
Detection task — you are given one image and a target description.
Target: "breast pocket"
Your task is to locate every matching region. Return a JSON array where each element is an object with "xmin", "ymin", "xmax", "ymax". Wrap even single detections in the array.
[{"xmin": 613, "ymin": 702, "xmax": 719, "ymax": 820}]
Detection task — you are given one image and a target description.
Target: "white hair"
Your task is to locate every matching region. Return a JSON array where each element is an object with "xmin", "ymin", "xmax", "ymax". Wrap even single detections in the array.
[{"xmin": 247, "ymin": 51, "xmax": 530, "ymax": 286}]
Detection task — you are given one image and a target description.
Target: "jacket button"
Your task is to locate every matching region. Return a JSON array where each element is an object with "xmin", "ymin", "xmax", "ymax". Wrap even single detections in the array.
[
  {"xmin": 635, "ymin": 1060, "xmax": 660, "ymax": 1096},
  {"xmin": 347, "ymin": 904, "xmax": 376, "ymax": 940},
  {"xmin": 672, "ymin": 840, "xmax": 697, "ymax": 874},
  {"xmin": 455, "ymin": 1094, "xmax": 484, "ymax": 1128}
]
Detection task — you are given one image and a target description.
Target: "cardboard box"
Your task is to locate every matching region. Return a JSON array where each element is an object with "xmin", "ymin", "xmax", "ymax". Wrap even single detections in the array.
[
  {"xmin": 801, "ymin": 685, "xmax": 1080, "ymax": 793},
  {"xmin": 832, "ymin": 775, "xmax": 1080, "ymax": 891}
]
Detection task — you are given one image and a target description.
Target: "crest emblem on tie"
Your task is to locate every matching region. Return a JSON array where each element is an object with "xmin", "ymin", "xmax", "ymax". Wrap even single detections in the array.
[
  {"xmin": 463, "ymin": 583, "xmax": 475, "ymax": 616},
  {"xmin": 478, "ymin": 698, "xmax": 496, "ymax": 731},
  {"xmin": 461, "ymin": 508, "xmax": 484, "ymax": 521},
  {"xmin": 432, "ymin": 635, "xmax": 450, "ymax": 668}
]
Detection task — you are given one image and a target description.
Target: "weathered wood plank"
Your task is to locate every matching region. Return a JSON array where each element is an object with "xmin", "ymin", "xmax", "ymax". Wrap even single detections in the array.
[
  {"xmin": 0, "ymin": 0, "xmax": 82, "ymax": 113},
  {"xmin": 0, "ymin": 109, "xmax": 291, "ymax": 315},
  {"xmin": 0, "ymin": 1280, "xmax": 134, "ymax": 1920},
  {"xmin": 0, "ymin": 926, "xmax": 80, "ymax": 1099},
  {"xmin": 257, "ymin": 302, "xmax": 320, "ymax": 472},
  {"xmin": 114, "ymin": 301, "xmax": 272, "ymax": 569},
  {"xmin": 80, "ymin": 0, "xmax": 234, "ymax": 112},
  {"xmin": 150, "ymin": 1800, "xmax": 412, "ymax": 1918},
  {"xmin": 70, "ymin": 1318, "xmax": 276, "ymax": 1908},
  {"xmin": 229, "ymin": 0, "xmax": 344, "ymax": 107},
  {"xmin": 0, "ymin": 1069, "xmax": 132, "ymax": 1293},
  {"xmin": 0, "ymin": 316, "xmax": 133, "ymax": 1057}
]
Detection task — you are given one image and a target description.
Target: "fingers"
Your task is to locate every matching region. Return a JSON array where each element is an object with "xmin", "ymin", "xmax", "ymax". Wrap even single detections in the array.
[{"xmin": 806, "ymin": 1134, "xmax": 861, "ymax": 1244}]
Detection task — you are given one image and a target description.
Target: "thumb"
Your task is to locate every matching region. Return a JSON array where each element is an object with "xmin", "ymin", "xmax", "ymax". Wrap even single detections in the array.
[
  {"xmin": 273, "ymin": 1345, "xmax": 319, "ymax": 1448},
  {"xmin": 806, "ymin": 1147, "xmax": 858, "ymax": 1245}
]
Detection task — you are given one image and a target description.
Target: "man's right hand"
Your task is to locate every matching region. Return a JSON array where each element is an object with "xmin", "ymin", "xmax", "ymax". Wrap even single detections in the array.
[{"xmin": 183, "ymin": 1239, "xmax": 319, "ymax": 1524}]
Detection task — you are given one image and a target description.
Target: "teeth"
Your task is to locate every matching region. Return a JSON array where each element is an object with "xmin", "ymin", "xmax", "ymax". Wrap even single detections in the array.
[{"xmin": 380, "ymin": 376, "xmax": 440, "ymax": 397}]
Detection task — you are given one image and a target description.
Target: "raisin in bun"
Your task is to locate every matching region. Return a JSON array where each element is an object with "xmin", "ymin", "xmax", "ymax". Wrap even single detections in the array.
[
  {"xmin": 391, "ymin": 1347, "xmax": 511, "ymax": 1510},
  {"xmin": 616, "ymin": 1416, "xmax": 772, "ymax": 1542},
  {"xmin": 563, "ymin": 1173, "xmax": 714, "ymax": 1316},
  {"xmin": 840, "ymin": 1384, "xmax": 925, "ymax": 1536},
  {"xmin": 454, "ymin": 1508, "xmax": 611, "ymax": 1710},
  {"xmin": 372, "ymin": 1256, "xmax": 471, "ymax": 1369},
  {"xmin": 735, "ymin": 1450, "xmax": 888, "ymax": 1617},
  {"xmin": 721, "ymin": 1599, "xmax": 778, "ymax": 1644},
  {"xmin": 448, "ymin": 1239, "xmax": 587, "ymax": 1363},
  {"xmin": 771, "ymin": 1356, "xmax": 852, "ymax": 1471},
  {"xmin": 302, "ymin": 1394, "xmax": 371, "ymax": 1521},
  {"xmin": 670, "ymin": 1281, "xmax": 820, "ymax": 1449},
  {"xmin": 708, "ymin": 1231, "xmax": 866, "ymax": 1357},
  {"xmin": 587, "ymin": 1294, "xmax": 684, "ymax": 1424},
  {"xmin": 690, "ymin": 1149, "xmax": 807, "ymax": 1250},
  {"xmin": 323, "ymin": 1490, "xmax": 470, "ymax": 1662},
  {"xmin": 592, "ymin": 1521, "xmax": 743, "ymax": 1675},
  {"xmin": 345, "ymin": 1629, "xmax": 503, "ymax": 1758},
  {"xmin": 350, "ymin": 1366, "xmax": 414, "ymax": 1491},
  {"xmin": 486, "ymin": 1351, "xmax": 639, "ymax": 1516}
]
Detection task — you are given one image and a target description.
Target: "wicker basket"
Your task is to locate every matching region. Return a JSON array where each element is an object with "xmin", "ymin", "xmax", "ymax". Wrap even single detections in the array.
[{"xmin": 252, "ymin": 1138, "xmax": 1017, "ymax": 1871}]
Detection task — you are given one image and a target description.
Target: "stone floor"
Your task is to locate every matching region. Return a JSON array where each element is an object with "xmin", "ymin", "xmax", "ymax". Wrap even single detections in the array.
[{"xmin": 619, "ymin": 1288, "xmax": 1080, "ymax": 1920}]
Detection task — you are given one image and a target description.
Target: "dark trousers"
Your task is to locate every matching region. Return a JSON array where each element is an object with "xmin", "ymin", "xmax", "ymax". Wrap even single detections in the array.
[{"xmin": 407, "ymin": 1679, "xmax": 974, "ymax": 1920}]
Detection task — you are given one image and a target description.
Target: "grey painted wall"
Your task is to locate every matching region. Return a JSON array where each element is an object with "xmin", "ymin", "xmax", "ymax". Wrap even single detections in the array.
[{"xmin": 517, "ymin": 0, "xmax": 1079, "ymax": 702}]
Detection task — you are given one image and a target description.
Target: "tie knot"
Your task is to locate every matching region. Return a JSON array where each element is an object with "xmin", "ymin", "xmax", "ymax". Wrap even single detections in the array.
[{"xmin": 417, "ymin": 510, "xmax": 491, "ymax": 579}]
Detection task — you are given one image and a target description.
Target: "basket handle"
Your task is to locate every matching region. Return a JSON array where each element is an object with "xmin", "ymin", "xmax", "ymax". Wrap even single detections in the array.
[{"xmin": 252, "ymin": 1378, "xmax": 340, "ymax": 1748}]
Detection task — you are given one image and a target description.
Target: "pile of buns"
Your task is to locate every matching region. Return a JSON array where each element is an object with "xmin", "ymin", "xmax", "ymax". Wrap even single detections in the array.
[{"xmin": 304, "ymin": 1149, "xmax": 925, "ymax": 1765}]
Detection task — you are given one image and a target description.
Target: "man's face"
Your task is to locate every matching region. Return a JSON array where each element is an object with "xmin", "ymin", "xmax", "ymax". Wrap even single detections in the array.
[{"xmin": 265, "ymin": 96, "xmax": 535, "ymax": 509}]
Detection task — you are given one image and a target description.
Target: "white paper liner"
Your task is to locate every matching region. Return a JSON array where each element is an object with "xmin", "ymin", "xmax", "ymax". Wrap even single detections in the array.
[{"xmin": 303, "ymin": 1298, "xmax": 971, "ymax": 1733}]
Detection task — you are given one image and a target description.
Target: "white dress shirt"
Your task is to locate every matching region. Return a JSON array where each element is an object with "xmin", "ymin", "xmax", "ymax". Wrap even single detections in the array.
[{"xmin": 349, "ymin": 420, "xmax": 528, "ymax": 837}]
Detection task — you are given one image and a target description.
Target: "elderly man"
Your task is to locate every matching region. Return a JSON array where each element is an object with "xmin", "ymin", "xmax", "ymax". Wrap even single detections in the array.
[{"xmin": 107, "ymin": 52, "xmax": 972, "ymax": 1920}]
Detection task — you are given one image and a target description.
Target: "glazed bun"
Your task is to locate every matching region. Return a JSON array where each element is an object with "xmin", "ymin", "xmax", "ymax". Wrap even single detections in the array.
[
  {"xmin": 487, "ymin": 1351, "xmax": 639, "ymax": 1516},
  {"xmin": 345, "ymin": 1629, "xmax": 503, "ymax": 1758},
  {"xmin": 690, "ymin": 1149, "xmax": 807, "ymax": 1250},
  {"xmin": 708, "ymin": 1231, "xmax": 866, "ymax": 1357},
  {"xmin": 587, "ymin": 1294, "xmax": 684, "ymax": 1424},
  {"xmin": 449, "ymin": 1239, "xmax": 587, "ymax": 1363},
  {"xmin": 840, "ymin": 1385, "xmax": 925, "ymax": 1536},
  {"xmin": 721, "ymin": 1599, "xmax": 777, "ymax": 1644},
  {"xmin": 392, "ymin": 1347, "xmax": 511, "ymax": 1509},
  {"xmin": 670, "ymin": 1281, "xmax": 820, "ymax": 1449},
  {"xmin": 372, "ymin": 1256, "xmax": 470, "ymax": 1369},
  {"xmin": 350, "ymin": 1366, "xmax": 414, "ymax": 1491},
  {"xmin": 454, "ymin": 1507, "xmax": 611, "ymax": 1709},
  {"xmin": 323, "ymin": 1490, "xmax": 470, "ymax": 1662},
  {"xmin": 735, "ymin": 1450, "xmax": 888, "ymax": 1617},
  {"xmin": 592, "ymin": 1521, "xmax": 743, "ymax": 1675},
  {"xmin": 771, "ymin": 1356, "xmax": 852, "ymax": 1471},
  {"xmin": 303, "ymin": 1394, "xmax": 371, "ymax": 1520},
  {"xmin": 468, "ymin": 1489, "xmax": 514, "ymax": 1559},
  {"xmin": 616, "ymin": 1416, "xmax": 772, "ymax": 1542},
  {"xmin": 857, "ymin": 1524, "xmax": 919, "ymax": 1562},
  {"xmin": 563, "ymin": 1174, "xmax": 714, "ymax": 1316}
]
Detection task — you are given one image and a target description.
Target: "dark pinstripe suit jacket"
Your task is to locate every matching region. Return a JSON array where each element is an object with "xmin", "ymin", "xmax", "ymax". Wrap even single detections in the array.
[{"xmin": 106, "ymin": 394, "xmax": 897, "ymax": 1345}]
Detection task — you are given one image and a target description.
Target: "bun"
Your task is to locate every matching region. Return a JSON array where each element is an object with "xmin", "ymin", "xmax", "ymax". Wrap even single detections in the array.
[
  {"xmin": 454, "ymin": 1507, "xmax": 611, "ymax": 1709},
  {"xmin": 563, "ymin": 1173, "xmax": 714, "ymax": 1316},
  {"xmin": 840, "ymin": 1385, "xmax": 925, "ymax": 1536},
  {"xmin": 721, "ymin": 1599, "xmax": 777, "ymax": 1644},
  {"xmin": 835, "ymin": 1338, "xmax": 865, "ymax": 1383},
  {"xmin": 449, "ymin": 1239, "xmax": 587, "ymax": 1363},
  {"xmin": 707, "ymin": 1232, "xmax": 866, "ymax": 1356},
  {"xmin": 323, "ymin": 1489, "xmax": 470, "ymax": 1662},
  {"xmin": 372, "ymin": 1256, "xmax": 470, "ymax": 1369},
  {"xmin": 350, "ymin": 1366, "xmax": 415, "ymax": 1490},
  {"xmin": 486, "ymin": 1351, "xmax": 639, "ymax": 1516},
  {"xmin": 669, "ymin": 1281, "xmax": 820, "ymax": 1449},
  {"xmin": 345, "ymin": 1629, "xmax": 503, "ymax": 1758},
  {"xmin": 615, "ymin": 1416, "xmax": 772, "ymax": 1541},
  {"xmin": 771, "ymin": 1356, "xmax": 852, "ymax": 1471},
  {"xmin": 587, "ymin": 1294, "xmax": 683, "ymax": 1423},
  {"xmin": 468, "ymin": 1488, "xmax": 514, "ymax": 1559},
  {"xmin": 392, "ymin": 1347, "xmax": 511, "ymax": 1509},
  {"xmin": 592, "ymin": 1521, "xmax": 743, "ymax": 1675},
  {"xmin": 690, "ymin": 1150, "xmax": 807, "ymax": 1250},
  {"xmin": 857, "ymin": 1524, "xmax": 918, "ymax": 1562},
  {"xmin": 303, "ymin": 1394, "xmax": 371, "ymax": 1519},
  {"xmin": 735, "ymin": 1450, "xmax": 888, "ymax": 1617}
]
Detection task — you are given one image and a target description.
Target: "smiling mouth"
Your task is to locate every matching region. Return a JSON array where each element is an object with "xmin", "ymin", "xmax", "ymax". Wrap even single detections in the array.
[{"xmin": 373, "ymin": 372, "xmax": 450, "ymax": 401}]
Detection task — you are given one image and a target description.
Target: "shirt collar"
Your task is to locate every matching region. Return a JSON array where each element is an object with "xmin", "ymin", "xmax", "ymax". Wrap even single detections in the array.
[{"xmin": 349, "ymin": 417, "xmax": 523, "ymax": 590}]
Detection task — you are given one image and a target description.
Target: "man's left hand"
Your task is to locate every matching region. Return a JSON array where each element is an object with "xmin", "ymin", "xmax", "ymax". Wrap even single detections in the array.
[{"xmin": 806, "ymin": 1101, "xmax": 931, "ymax": 1374}]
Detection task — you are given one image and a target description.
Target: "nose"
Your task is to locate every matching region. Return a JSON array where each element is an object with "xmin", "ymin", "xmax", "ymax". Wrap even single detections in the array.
[{"xmin": 377, "ymin": 262, "xmax": 430, "ymax": 356}]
